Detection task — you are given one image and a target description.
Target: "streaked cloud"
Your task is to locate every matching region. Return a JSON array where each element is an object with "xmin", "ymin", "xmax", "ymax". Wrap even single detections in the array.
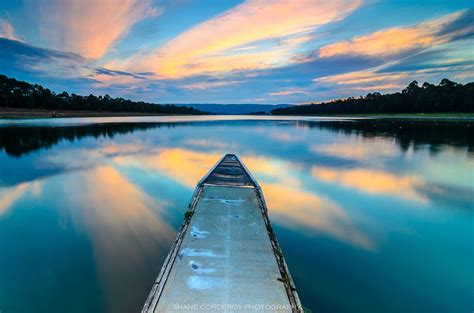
[
  {"xmin": 181, "ymin": 80, "xmax": 243, "ymax": 91},
  {"xmin": 125, "ymin": 0, "xmax": 361, "ymax": 77},
  {"xmin": 0, "ymin": 18, "xmax": 19, "ymax": 41},
  {"xmin": 38, "ymin": 0, "xmax": 161, "ymax": 58},
  {"xmin": 0, "ymin": 1, "xmax": 471, "ymax": 103},
  {"xmin": 314, "ymin": 71, "xmax": 407, "ymax": 87},
  {"xmin": 318, "ymin": 10, "xmax": 471, "ymax": 58},
  {"xmin": 268, "ymin": 89, "xmax": 310, "ymax": 96}
]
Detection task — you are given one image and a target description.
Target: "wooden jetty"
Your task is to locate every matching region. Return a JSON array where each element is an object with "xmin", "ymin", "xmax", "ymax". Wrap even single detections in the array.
[{"xmin": 143, "ymin": 154, "xmax": 303, "ymax": 312}]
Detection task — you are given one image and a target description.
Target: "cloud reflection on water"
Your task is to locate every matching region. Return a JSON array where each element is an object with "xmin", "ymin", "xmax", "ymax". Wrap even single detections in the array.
[
  {"xmin": 0, "ymin": 181, "xmax": 41, "ymax": 216},
  {"xmin": 115, "ymin": 146, "xmax": 375, "ymax": 250},
  {"xmin": 312, "ymin": 166, "xmax": 427, "ymax": 203},
  {"xmin": 262, "ymin": 183, "xmax": 374, "ymax": 251},
  {"xmin": 0, "ymin": 118, "xmax": 472, "ymax": 313},
  {"xmin": 63, "ymin": 165, "xmax": 175, "ymax": 312}
]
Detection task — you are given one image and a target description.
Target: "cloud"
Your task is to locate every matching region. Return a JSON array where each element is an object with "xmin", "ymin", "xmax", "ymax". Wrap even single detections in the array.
[
  {"xmin": 318, "ymin": 9, "xmax": 473, "ymax": 58},
  {"xmin": 268, "ymin": 88, "xmax": 310, "ymax": 96},
  {"xmin": 314, "ymin": 70, "xmax": 407, "ymax": 91},
  {"xmin": 0, "ymin": 37, "xmax": 161, "ymax": 96},
  {"xmin": 181, "ymin": 80, "xmax": 243, "ymax": 91},
  {"xmin": 37, "ymin": 0, "xmax": 161, "ymax": 58},
  {"xmin": 123, "ymin": 0, "xmax": 361, "ymax": 77},
  {"xmin": 311, "ymin": 10, "xmax": 474, "ymax": 95},
  {"xmin": 0, "ymin": 18, "xmax": 20, "ymax": 41}
]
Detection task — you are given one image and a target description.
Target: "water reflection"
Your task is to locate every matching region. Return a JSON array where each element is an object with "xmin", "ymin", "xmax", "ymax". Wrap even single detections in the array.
[
  {"xmin": 1, "ymin": 118, "xmax": 472, "ymax": 157},
  {"xmin": 0, "ymin": 181, "xmax": 38, "ymax": 215},
  {"xmin": 64, "ymin": 165, "xmax": 174, "ymax": 313},
  {"xmin": 262, "ymin": 183, "xmax": 374, "ymax": 251},
  {"xmin": 0, "ymin": 117, "xmax": 472, "ymax": 313},
  {"xmin": 312, "ymin": 166, "xmax": 426, "ymax": 203},
  {"xmin": 114, "ymin": 148, "xmax": 222, "ymax": 189}
]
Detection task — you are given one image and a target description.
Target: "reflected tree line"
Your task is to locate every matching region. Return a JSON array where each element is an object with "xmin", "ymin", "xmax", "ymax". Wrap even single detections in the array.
[
  {"xmin": 0, "ymin": 74, "xmax": 205, "ymax": 114},
  {"xmin": 0, "ymin": 119, "xmax": 472, "ymax": 157},
  {"xmin": 300, "ymin": 119, "xmax": 474, "ymax": 154},
  {"xmin": 0, "ymin": 123, "xmax": 182, "ymax": 156},
  {"xmin": 272, "ymin": 79, "xmax": 474, "ymax": 115}
]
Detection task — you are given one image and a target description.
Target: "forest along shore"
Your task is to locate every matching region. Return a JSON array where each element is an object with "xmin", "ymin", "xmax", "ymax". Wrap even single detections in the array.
[
  {"xmin": 1, "ymin": 108, "xmax": 473, "ymax": 120},
  {"xmin": 0, "ymin": 108, "xmax": 204, "ymax": 119}
]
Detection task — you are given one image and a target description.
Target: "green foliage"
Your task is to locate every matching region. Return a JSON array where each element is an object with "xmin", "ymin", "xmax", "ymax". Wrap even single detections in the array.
[
  {"xmin": 271, "ymin": 79, "xmax": 474, "ymax": 115},
  {"xmin": 184, "ymin": 210, "xmax": 194, "ymax": 219},
  {"xmin": 0, "ymin": 74, "xmax": 206, "ymax": 115}
]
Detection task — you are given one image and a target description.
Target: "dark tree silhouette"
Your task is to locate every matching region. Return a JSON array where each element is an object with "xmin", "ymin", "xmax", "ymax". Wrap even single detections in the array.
[
  {"xmin": 271, "ymin": 79, "xmax": 474, "ymax": 115},
  {"xmin": 0, "ymin": 74, "xmax": 206, "ymax": 115}
]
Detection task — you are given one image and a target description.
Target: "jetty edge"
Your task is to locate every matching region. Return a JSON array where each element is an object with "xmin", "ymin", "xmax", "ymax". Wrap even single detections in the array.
[{"xmin": 142, "ymin": 154, "xmax": 303, "ymax": 312}]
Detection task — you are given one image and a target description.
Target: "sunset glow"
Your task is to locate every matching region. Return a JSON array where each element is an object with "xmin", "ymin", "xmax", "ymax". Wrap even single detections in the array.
[{"xmin": 0, "ymin": 1, "xmax": 472, "ymax": 103}]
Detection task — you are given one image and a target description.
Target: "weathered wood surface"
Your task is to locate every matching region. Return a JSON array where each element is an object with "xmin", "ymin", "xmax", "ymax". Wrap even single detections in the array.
[{"xmin": 143, "ymin": 154, "xmax": 303, "ymax": 312}]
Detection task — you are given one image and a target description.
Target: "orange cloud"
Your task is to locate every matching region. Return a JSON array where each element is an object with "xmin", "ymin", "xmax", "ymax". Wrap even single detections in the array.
[
  {"xmin": 121, "ymin": 0, "xmax": 361, "ymax": 77},
  {"xmin": 262, "ymin": 183, "xmax": 374, "ymax": 250},
  {"xmin": 312, "ymin": 166, "xmax": 427, "ymax": 203},
  {"xmin": 39, "ymin": 0, "xmax": 161, "ymax": 58},
  {"xmin": 318, "ymin": 11, "xmax": 466, "ymax": 58}
]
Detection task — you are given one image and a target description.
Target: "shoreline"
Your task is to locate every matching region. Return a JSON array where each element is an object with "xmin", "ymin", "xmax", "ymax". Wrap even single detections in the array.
[
  {"xmin": 0, "ymin": 108, "xmax": 186, "ymax": 119},
  {"xmin": 1, "ymin": 107, "xmax": 473, "ymax": 121}
]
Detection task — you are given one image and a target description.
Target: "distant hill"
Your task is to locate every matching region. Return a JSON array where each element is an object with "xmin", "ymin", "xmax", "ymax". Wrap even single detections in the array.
[{"xmin": 175, "ymin": 103, "xmax": 293, "ymax": 114}]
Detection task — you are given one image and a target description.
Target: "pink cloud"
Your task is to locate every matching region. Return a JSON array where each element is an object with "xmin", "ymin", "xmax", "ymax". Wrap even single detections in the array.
[
  {"xmin": 120, "ymin": 0, "xmax": 361, "ymax": 78},
  {"xmin": 38, "ymin": 0, "xmax": 162, "ymax": 58},
  {"xmin": 0, "ymin": 18, "xmax": 21, "ymax": 41}
]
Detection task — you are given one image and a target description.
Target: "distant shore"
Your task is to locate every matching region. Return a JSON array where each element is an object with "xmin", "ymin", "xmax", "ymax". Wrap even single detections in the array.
[
  {"xmin": 0, "ymin": 108, "xmax": 185, "ymax": 119},
  {"xmin": 292, "ymin": 112, "xmax": 474, "ymax": 120},
  {"xmin": 1, "ymin": 107, "xmax": 473, "ymax": 120}
]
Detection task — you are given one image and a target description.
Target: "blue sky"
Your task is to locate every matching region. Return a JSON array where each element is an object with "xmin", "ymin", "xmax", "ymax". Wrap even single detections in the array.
[{"xmin": 0, "ymin": 0, "xmax": 472, "ymax": 104}]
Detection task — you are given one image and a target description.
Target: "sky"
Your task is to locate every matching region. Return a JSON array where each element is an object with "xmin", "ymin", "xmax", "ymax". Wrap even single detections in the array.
[{"xmin": 0, "ymin": 0, "xmax": 472, "ymax": 104}]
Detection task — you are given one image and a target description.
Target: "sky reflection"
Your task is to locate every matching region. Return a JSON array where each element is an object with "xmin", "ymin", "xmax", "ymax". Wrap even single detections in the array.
[{"xmin": 0, "ymin": 117, "xmax": 472, "ymax": 312}]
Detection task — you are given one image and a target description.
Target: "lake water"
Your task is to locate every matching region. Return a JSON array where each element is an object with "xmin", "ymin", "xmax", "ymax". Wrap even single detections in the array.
[{"xmin": 0, "ymin": 116, "xmax": 472, "ymax": 313}]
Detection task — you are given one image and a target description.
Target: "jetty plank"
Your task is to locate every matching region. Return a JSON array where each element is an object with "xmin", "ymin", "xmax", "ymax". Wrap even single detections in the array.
[{"xmin": 143, "ymin": 154, "xmax": 303, "ymax": 312}]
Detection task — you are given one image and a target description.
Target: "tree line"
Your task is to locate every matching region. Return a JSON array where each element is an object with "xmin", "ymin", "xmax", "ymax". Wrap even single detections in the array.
[
  {"xmin": 271, "ymin": 79, "xmax": 474, "ymax": 115},
  {"xmin": 0, "ymin": 74, "xmax": 205, "ymax": 114}
]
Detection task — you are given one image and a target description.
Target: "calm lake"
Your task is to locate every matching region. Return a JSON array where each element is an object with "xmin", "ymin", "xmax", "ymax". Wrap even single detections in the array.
[{"xmin": 0, "ymin": 116, "xmax": 472, "ymax": 313}]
